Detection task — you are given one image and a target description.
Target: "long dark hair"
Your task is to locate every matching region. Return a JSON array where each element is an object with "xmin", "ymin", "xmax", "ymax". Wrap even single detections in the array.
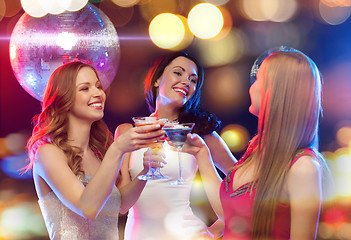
[{"xmin": 144, "ymin": 51, "xmax": 221, "ymax": 135}]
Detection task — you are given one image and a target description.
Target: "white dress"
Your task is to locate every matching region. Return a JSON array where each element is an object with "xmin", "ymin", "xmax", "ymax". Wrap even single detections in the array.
[{"xmin": 124, "ymin": 141, "xmax": 205, "ymax": 240}]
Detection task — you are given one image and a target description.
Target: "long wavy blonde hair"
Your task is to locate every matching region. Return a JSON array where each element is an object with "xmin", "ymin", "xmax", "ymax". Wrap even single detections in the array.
[
  {"xmin": 25, "ymin": 61, "xmax": 113, "ymax": 175},
  {"xmin": 240, "ymin": 50, "xmax": 324, "ymax": 238}
]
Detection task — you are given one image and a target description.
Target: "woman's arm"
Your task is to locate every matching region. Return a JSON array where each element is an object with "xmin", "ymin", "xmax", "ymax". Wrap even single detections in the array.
[
  {"xmin": 183, "ymin": 134, "xmax": 224, "ymax": 221},
  {"xmin": 204, "ymin": 131, "xmax": 237, "ymax": 175},
  {"xmin": 207, "ymin": 219, "xmax": 225, "ymax": 239},
  {"xmin": 34, "ymin": 124, "xmax": 164, "ymax": 220},
  {"xmin": 287, "ymin": 155, "xmax": 322, "ymax": 240},
  {"xmin": 115, "ymin": 124, "xmax": 163, "ymax": 214}
]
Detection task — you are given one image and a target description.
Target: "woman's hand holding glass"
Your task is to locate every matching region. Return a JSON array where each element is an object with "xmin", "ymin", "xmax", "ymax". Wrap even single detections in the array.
[
  {"xmin": 181, "ymin": 133, "xmax": 208, "ymax": 156},
  {"xmin": 133, "ymin": 117, "xmax": 169, "ymax": 180},
  {"xmin": 114, "ymin": 124, "xmax": 165, "ymax": 153},
  {"xmin": 142, "ymin": 147, "xmax": 167, "ymax": 174}
]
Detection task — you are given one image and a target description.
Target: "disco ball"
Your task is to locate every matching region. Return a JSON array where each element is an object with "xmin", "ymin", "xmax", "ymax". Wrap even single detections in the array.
[{"xmin": 9, "ymin": 4, "xmax": 120, "ymax": 101}]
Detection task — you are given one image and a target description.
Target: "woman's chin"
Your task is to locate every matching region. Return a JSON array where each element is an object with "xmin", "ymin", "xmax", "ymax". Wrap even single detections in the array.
[{"xmin": 249, "ymin": 106, "xmax": 259, "ymax": 117}]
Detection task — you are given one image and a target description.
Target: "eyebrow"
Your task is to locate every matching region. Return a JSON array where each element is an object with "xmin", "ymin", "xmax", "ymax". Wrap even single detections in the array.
[
  {"xmin": 76, "ymin": 80, "xmax": 101, "ymax": 87},
  {"xmin": 173, "ymin": 66, "xmax": 198, "ymax": 78},
  {"xmin": 77, "ymin": 82, "xmax": 90, "ymax": 86}
]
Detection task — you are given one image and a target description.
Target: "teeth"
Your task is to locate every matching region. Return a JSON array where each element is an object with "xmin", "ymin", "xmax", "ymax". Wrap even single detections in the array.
[
  {"xmin": 175, "ymin": 89, "xmax": 187, "ymax": 95},
  {"xmin": 90, "ymin": 103, "xmax": 102, "ymax": 107}
]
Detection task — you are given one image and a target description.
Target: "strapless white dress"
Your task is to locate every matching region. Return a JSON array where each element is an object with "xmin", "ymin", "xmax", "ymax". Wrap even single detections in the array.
[
  {"xmin": 38, "ymin": 175, "xmax": 121, "ymax": 240},
  {"xmin": 124, "ymin": 141, "xmax": 205, "ymax": 240}
]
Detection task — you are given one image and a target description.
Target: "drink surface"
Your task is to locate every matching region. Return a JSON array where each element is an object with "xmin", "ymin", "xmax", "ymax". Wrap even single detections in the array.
[{"xmin": 164, "ymin": 127, "xmax": 192, "ymax": 148}]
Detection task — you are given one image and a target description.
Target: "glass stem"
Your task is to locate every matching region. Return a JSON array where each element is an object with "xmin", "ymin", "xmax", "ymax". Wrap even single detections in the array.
[
  {"xmin": 148, "ymin": 147, "xmax": 152, "ymax": 174},
  {"xmin": 177, "ymin": 147, "xmax": 182, "ymax": 180}
]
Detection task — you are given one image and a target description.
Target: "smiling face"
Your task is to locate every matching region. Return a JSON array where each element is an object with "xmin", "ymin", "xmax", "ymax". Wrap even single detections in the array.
[
  {"xmin": 154, "ymin": 56, "xmax": 198, "ymax": 109},
  {"xmin": 68, "ymin": 67, "xmax": 106, "ymax": 123}
]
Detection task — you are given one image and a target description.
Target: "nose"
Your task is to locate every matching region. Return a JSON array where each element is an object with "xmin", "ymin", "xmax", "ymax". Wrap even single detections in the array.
[
  {"xmin": 92, "ymin": 86, "xmax": 103, "ymax": 97},
  {"xmin": 181, "ymin": 76, "xmax": 191, "ymax": 86}
]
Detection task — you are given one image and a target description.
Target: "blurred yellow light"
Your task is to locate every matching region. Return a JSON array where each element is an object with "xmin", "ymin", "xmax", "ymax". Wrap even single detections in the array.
[
  {"xmin": 39, "ymin": 0, "xmax": 71, "ymax": 15},
  {"xmin": 139, "ymin": 0, "xmax": 177, "ymax": 22},
  {"xmin": 111, "ymin": 0, "xmax": 140, "ymax": 7},
  {"xmin": 188, "ymin": 3, "xmax": 224, "ymax": 39},
  {"xmin": 0, "ymin": 203, "xmax": 47, "ymax": 238},
  {"xmin": 319, "ymin": 1, "xmax": 351, "ymax": 25},
  {"xmin": 221, "ymin": 124, "xmax": 249, "ymax": 152},
  {"xmin": 204, "ymin": 0, "xmax": 230, "ymax": 5},
  {"xmin": 241, "ymin": 0, "xmax": 268, "ymax": 21},
  {"xmin": 241, "ymin": 0, "xmax": 296, "ymax": 22},
  {"xmin": 260, "ymin": 0, "xmax": 279, "ymax": 20},
  {"xmin": 149, "ymin": 13, "xmax": 185, "ymax": 49},
  {"xmin": 212, "ymin": 6, "xmax": 233, "ymax": 40},
  {"xmin": 196, "ymin": 29, "xmax": 246, "ymax": 67},
  {"xmin": 336, "ymin": 126, "xmax": 351, "ymax": 147},
  {"xmin": 67, "ymin": 0, "xmax": 88, "ymax": 11},
  {"xmin": 20, "ymin": 0, "xmax": 48, "ymax": 17},
  {"xmin": 169, "ymin": 15, "xmax": 194, "ymax": 51},
  {"xmin": 336, "ymin": 154, "xmax": 351, "ymax": 173},
  {"xmin": 334, "ymin": 175, "xmax": 351, "ymax": 197},
  {"xmin": 270, "ymin": 0, "xmax": 297, "ymax": 22},
  {"xmin": 222, "ymin": 131, "xmax": 240, "ymax": 147}
]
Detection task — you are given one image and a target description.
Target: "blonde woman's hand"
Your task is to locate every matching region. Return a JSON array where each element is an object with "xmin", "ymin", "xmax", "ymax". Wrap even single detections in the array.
[
  {"xmin": 181, "ymin": 133, "xmax": 209, "ymax": 157},
  {"xmin": 114, "ymin": 124, "xmax": 165, "ymax": 153}
]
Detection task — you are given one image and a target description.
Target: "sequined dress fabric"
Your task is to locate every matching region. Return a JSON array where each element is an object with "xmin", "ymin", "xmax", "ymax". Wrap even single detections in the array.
[
  {"xmin": 124, "ymin": 141, "xmax": 204, "ymax": 240},
  {"xmin": 38, "ymin": 175, "xmax": 121, "ymax": 240},
  {"xmin": 220, "ymin": 137, "xmax": 318, "ymax": 239}
]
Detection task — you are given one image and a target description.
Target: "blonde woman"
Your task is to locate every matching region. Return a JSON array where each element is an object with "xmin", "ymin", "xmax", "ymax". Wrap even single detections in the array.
[
  {"xmin": 26, "ymin": 61, "xmax": 165, "ymax": 239},
  {"xmin": 184, "ymin": 47, "xmax": 326, "ymax": 239}
]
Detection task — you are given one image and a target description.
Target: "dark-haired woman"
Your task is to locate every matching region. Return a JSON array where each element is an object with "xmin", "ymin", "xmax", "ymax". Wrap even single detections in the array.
[{"xmin": 115, "ymin": 52, "xmax": 236, "ymax": 240}]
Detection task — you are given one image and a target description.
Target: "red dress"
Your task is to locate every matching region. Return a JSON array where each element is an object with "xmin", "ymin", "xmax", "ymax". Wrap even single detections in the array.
[{"xmin": 220, "ymin": 138, "xmax": 318, "ymax": 239}]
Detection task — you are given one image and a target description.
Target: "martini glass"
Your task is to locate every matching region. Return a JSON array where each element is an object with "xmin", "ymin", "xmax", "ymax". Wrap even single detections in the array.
[
  {"xmin": 163, "ymin": 122, "xmax": 195, "ymax": 185},
  {"xmin": 132, "ymin": 117, "xmax": 168, "ymax": 180}
]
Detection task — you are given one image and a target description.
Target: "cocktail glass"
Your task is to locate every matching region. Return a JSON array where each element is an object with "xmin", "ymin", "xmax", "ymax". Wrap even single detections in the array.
[
  {"xmin": 163, "ymin": 122, "xmax": 195, "ymax": 185},
  {"xmin": 132, "ymin": 117, "xmax": 168, "ymax": 180}
]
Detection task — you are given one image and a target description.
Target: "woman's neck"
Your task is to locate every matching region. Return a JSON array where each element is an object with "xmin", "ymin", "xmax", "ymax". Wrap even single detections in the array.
[
  {"xmin": 67, "ymin": 118, "xmax": 91, "ymax": 152},
  {"xmin": 154, "ymin": 104, "xmax": 179, "ymax": 121}
]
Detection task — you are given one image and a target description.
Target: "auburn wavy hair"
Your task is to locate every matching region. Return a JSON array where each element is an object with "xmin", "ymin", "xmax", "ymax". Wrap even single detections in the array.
[{"xmin": 25, "ymin": 61, "xmax": 113, "ymax": 175}]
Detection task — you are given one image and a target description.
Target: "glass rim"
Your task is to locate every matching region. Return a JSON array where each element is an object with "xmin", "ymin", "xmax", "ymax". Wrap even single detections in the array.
[
  {"xmin": 132, "ymin": 116, "xmax": 168, "ymax": 124},
  {"xmin": 163, "ymin": 122, "xmax": 195, "ymax": 129}
]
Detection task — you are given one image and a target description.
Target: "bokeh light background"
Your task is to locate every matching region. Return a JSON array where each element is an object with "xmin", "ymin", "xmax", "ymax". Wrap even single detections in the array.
[{"xmin": 1, "ymin": 0, "xmax": 351, "ymax": 239}]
